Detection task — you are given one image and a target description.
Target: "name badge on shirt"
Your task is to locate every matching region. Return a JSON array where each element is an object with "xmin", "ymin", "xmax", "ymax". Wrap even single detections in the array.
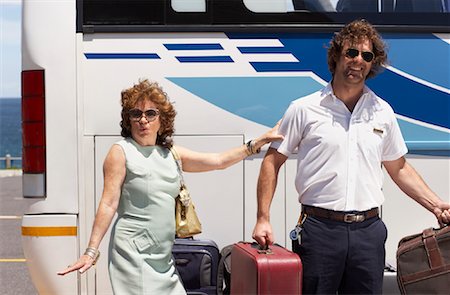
[{"xmin": 373, "ymin": 128, "xmax": 384, "ymax": 135}]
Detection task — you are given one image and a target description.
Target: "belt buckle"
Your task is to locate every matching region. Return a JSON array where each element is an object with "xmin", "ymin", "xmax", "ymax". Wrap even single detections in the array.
[{"xmin": 343, "ymin": 213, "xmax": 365, "ymax": 223}]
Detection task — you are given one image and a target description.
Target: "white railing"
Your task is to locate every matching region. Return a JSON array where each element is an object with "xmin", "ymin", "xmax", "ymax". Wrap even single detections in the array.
[{"xmin": 0, "ymin": 154, "xmax": 22, "ymax": 169}]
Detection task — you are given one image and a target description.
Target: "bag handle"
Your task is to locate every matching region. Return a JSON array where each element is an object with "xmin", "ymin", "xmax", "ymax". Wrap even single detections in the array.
[
  {"xmin": 422, "ymin": 228, "xmax": 444, "ymax": 269},
  {"xmin": 169, "ymin": 146, "xmax": 186, "ymax": 188}
]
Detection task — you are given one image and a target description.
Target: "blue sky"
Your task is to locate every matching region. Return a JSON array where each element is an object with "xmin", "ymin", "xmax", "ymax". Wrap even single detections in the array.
[{"xmin": 0, "ymin": 1, "xmax": 21, "ymax": 98}]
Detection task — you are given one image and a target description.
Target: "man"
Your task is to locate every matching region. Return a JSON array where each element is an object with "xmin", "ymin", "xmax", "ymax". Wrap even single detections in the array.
[{"xmin": 252, "ymin": 19, "xmax": 450, "ymax": 294}]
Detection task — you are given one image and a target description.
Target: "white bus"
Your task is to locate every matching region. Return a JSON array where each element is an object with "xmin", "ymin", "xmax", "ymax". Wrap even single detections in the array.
[{"xmin": 21, "ymin": 0, "xmax": 449, "ymax": 294}]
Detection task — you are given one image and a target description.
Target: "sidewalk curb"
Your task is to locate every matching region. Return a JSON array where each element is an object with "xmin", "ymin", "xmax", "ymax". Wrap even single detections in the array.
[{"xmin": 0, "ymin": 170, "xmax": 23, "ymax": 178}]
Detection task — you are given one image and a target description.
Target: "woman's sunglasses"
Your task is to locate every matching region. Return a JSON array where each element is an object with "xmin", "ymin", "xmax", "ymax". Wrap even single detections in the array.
[
  {"xmin": 129, "ymin": 108, "xmax": 159, "ymax": 122},
  {"xmin": 345, "ymin": 48, "xmax": 375, "ymax": 63}
]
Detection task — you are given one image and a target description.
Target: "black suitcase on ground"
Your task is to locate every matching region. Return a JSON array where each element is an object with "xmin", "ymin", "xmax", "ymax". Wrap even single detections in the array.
[{"xmin": 173, "ymin": 238, "xmax": 220, "ymax": 295}]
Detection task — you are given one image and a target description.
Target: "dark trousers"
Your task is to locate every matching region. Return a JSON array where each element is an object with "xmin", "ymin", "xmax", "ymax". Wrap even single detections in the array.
[{"xmin": 293, "ymin": 215, "xmax": 387, "ymax": 294}]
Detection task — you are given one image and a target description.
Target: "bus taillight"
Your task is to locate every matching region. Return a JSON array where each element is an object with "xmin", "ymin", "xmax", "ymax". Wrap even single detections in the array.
[{"xmin": 21, "ymin": 70, "xmax": 46, "ymax": 197}]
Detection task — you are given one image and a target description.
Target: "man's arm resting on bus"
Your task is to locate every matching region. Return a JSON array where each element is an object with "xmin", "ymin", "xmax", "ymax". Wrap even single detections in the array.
[
  {"xmin": 383, "ymin": 156, "xmax": 450, "ymax": 225},
  {"xmin": 252, "ymin": 147, "xmax": 287, "ymax": 247}
]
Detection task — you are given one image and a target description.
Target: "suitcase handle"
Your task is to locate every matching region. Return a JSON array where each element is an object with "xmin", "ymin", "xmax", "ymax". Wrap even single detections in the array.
[
  {"xmin": 422, "ymin": 227, "xmax": 445, "ymax": 269},
  {"xmin": 250, "ymin": 242, "xmax": 273, "ymax": 254}
]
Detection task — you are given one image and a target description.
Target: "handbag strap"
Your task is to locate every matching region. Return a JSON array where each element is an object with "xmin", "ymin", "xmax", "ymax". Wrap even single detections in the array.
[{"xmin": 169, "ymin": 146, "xmax": 186, "ymax": 187}]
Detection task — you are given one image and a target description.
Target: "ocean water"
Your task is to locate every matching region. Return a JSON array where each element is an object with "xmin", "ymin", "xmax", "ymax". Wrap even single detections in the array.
[{"xmin": 0, "ymin": 98, "xmax": 22, "ymax": 169}]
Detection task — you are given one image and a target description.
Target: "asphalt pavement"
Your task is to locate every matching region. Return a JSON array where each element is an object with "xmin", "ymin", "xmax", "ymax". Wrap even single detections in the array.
[{"xmin": 0, "ymin": 171, "xmax": 38, "ymax": 295}]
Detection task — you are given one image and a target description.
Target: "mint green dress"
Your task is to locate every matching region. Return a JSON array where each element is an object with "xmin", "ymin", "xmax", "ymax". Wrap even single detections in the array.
[{"xmin": 108, "ymin": 138, "xmax": 186, "ymax": 295}]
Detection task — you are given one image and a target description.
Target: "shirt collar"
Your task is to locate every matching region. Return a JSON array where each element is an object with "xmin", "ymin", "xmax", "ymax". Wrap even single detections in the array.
[
  {"xmin": 321, "ymin": 82, "xmax": 382, "ymax": 112},
  {"xmin": 320, "ymin": 82, "xmax": 334, "ymax": 99}
]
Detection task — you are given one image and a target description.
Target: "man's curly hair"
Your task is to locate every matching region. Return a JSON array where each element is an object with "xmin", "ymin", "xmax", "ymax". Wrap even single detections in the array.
[
  {"xmin": 120, "ymin": 79, "xmax": 176, "ymax": 147},
  {"xmin": 327, "ymin": 19, "xmax": 388, "ymax": 79}
]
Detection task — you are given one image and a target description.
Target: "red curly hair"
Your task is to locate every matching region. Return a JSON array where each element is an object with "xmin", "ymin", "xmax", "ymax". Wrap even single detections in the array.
[{"xmin": 120, "ymin": 79, "xmax": 176, "ymax": 147}]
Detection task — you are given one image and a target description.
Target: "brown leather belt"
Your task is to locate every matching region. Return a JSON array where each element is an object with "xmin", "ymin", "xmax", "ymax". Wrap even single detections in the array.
[{"xmin": 302, "ymin": 205, "xmax": 379, "ymax": 223}]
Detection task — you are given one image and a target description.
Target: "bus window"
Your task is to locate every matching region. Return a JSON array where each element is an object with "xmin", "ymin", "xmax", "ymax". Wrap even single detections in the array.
[
  {"xmin": 81, "ymin": 0, "xmax": 211, "ymax": 29},
  {"xmin": 336, "ymin": 0, "xmax": 378, "ymax": 12},
  {"xmin": 171, "ymin": 0, "xmax": 206, "ymax": 12},
  {"xmin": 79, "ymin": 0, "xmax": 449, "ymax": 31},
  {"xmin": 243, "ymin": 0, "xmax": 336, "ymax": 12},
  {"xmin": 291, "ymin": 0, "xmax": 337, "ymax": 11},
  {"xmin": 83, "ymin": 0, "xmax": 165, "ymax": 26},
  {"xmin": 243, "ymin": 0, "xmax": 448, "ymax": 13},
  {"xmin": 336, "ymin": 0, "xmax": 448, "ymax": 12},
  {"xmin": 393, "ymin": 0, "xmax": 447, "ymax": 12},
  {"xmin": 243, "ymin": 0, "xmax": 288, "ymax": 13}
]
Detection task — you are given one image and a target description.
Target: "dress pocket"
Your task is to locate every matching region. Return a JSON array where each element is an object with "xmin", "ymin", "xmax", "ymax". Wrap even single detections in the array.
[{"xmin": 131, "ymin": 229, "xmax": 160, "ymax": 253}]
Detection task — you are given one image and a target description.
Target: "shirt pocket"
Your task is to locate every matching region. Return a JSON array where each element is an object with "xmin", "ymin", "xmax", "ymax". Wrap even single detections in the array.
[
  {"xmin": 370, "ymin": 123, "xmax": 387, "ymax": 140},
  {"xmin": 357, "ymin": 122, "xmax": 387, "ymax": 159}
]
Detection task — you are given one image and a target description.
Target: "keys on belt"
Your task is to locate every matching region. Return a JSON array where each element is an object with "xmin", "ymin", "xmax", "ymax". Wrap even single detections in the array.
[
  {"xmin": 290, "ymin": 213, "xmax": 307, "ymax": 241},
  {"xmin": 290, "ymin": 207, "xmax": 379, "ymax": 242},
  {"xmin": 289, "ymin": 224, "xmax": 302, "ymax": 241}
]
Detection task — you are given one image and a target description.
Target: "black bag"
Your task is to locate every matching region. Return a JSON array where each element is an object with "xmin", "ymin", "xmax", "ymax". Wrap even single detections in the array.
[
  {"xmin": 217, "ymin": 244, "xmax": 233, "ymax": 295},
  {"xmin": 173, "ymin": 238, "xmax": 220, "ymax": 295}
]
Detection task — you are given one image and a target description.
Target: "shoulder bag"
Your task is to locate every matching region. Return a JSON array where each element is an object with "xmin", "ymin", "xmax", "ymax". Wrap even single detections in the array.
[{"xmin": 169, "ymin": 146, "xmax": 202, "ymax": 238}]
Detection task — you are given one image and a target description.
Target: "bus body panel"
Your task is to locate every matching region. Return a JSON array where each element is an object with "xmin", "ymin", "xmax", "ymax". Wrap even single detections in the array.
[
  {"xmin": 81, "ymin": 30, "xmax": 450, "ymax": 293},
  {"xmin": 22, "ymin": 0, "xmax": 79, "ymax": 212},
  {"xmin": 81, "ymin": 32, "xmax": 293, "ymax": 138},
  {"xmin": 21, "ymin": 214, "xmax": 78, "ymax": 294},
  {"xmin": 21, "ymin": 0, "xmax": 449, "ymax": 294}
]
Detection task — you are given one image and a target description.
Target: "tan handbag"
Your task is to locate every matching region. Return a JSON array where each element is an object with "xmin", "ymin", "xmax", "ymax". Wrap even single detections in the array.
[{"xmin": 170, "ymin": 147, "xmax": 202, "ymax": 238}]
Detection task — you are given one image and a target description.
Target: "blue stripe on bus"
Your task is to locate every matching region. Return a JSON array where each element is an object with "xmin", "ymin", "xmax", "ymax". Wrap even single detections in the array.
[
  {"xmin": 227, "ymin": 32, "xmax": 450, "ymax": 88},
  {"xmin": 226, "ymin": 32, "xmax": 449, "ymax": 130},
  {"xmin": 407, "ymin": 150, "xmax": 450, "ymax": 156},
  {"xmin": 84, "ymin": 53, "xmax": 160, "ymax": 59},
  {"xmin": 367, "ymin": 70, "xmax": 450, "ymax": 130},
  {"xmin": 226, "ymin": 32, "xmax": 333, "ymax": 80},
  {"xmin": 250, "ymin": 62, "xmax": 305, "ymax": 72},
  {"xmin": 176, "ymin": 56, "xmax": 233, "ymax": 63},
  {"xmin": 399, "ymin": 119, "xmax": 450, "ymax": 150},
  {"xmin": 167, "ymin": 76, "xmax": 323, "ymax": 127},
  {"xmin": 164, "ymin": 44, "xmax": 224, "ymax": 50},
  {"xmin": 238, "ymin": 47, "xmax": 292, "ymax": 54},
  {"xmin": 384, "ymin": 34, "xmax": 450, "ymax": 89},
  {"xmin": 167, "ymin": 76, "xmax": 449, "ymax": 154}
]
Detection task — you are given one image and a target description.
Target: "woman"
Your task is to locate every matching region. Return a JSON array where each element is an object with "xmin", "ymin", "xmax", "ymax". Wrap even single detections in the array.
[{"xmin": 58, "ymin": 79, "xmax": 283, "ymax": 294}]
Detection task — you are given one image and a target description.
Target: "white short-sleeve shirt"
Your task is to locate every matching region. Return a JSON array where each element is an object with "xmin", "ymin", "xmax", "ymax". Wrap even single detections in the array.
[{"xmin": 271, "ymin": 83, "xmax": 408, "ymax": 211}]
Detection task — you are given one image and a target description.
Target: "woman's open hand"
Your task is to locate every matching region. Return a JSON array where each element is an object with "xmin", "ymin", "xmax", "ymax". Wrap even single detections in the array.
[{"xmin": 57, "ymin": 253, "xmax": 98, "ymax": 276}]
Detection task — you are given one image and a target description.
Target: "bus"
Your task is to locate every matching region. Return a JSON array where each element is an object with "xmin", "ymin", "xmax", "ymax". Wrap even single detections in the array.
[{"xmin": 21, "ymin": 0, "xmax": 449, "ymax": 294}]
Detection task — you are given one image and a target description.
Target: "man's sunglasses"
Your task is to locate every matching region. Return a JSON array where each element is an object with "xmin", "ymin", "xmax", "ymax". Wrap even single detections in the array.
[
  {"xmin": 345, "ymin": 48, "xmax": 375, "ymax": 63},
  {"xmin": 129, "ymin": 108, "xmax": 159, "ymax": 122}
]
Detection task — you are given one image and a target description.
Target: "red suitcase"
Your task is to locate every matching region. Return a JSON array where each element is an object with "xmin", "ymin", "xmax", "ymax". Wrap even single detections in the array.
[{"xmin": 230, "ymin": 242, "xmax": 302, "ymax": 294}]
